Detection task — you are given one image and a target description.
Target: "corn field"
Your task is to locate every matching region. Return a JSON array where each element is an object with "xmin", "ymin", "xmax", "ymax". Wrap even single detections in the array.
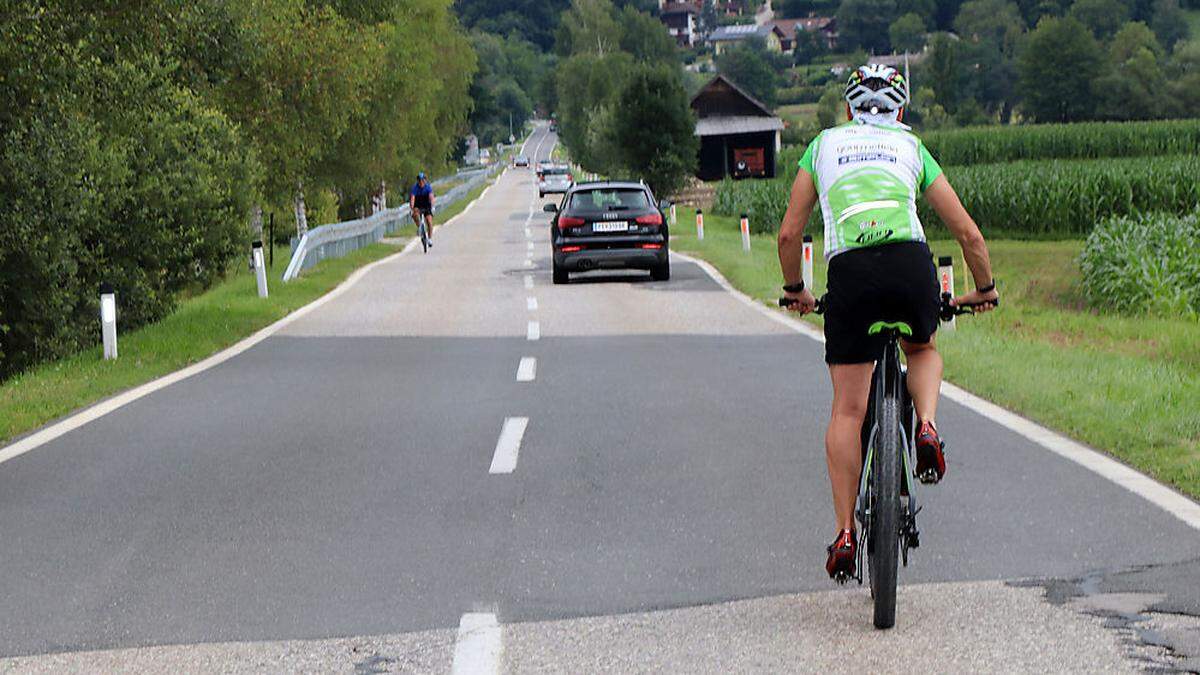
[
  {"xmin": 928, "ymin": 155, "xmax": 1200, "ymax": 236},
  {"xmin": 923, "ymin": 119, "xmax": 1200, "ymax": 165},
  {"xmin": 715, "ymin": 154, "xmax": 1200, "ymax": 236},
  {"xmin": 1081, "ymin": 209, "xmax": 1200, "ymax": 318}
]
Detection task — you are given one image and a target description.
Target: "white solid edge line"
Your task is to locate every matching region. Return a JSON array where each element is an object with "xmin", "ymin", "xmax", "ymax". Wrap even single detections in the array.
[
  {"xmin": 516, "ymin": 357, "xmax": 536, "ymax": 383},
  {"xmin": 526, "ymin": 297, "xmax": 538, "ymax": 311},
  {"xmin": 489, "ymin": 417, "xmax": 528, "ymax": 474},
  {"xmin": 671, "ymin": 250, "xmax": 1200, "ymax": 531},
  {"xmin": 452, "ymin": 612, "xmax": 502, "ymax": 675},
  {"xmin": 526, "ymin": 321, "xmax": 540, "ymax": 341},
  {"xmin": 0, "ymin": 172, "xmax": 503, "ymax": 468}
]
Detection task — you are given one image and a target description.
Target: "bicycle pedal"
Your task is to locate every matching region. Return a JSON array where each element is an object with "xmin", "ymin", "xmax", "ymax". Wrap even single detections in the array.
[
  {"xmin": 833, "ymin": 572, "xmax": 850, "ymax": 585},
  {"xmin": 917, "ymin": 469, "xmax": 940, "ymax": 484}
]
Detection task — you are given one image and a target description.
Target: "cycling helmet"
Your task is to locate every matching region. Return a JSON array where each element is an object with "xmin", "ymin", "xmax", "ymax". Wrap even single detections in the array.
[
  {"xmin": 844, "ymin": 64, "xmax": 909, "ymax": 115},
  {"xmin": 417, "ymin": 171, "xmax": 426, "ymax": 181}
]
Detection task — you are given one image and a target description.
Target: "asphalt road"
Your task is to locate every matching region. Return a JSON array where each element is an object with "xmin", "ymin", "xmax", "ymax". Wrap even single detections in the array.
[{"xmin": 2, "ymin": 123, "xmax": 1199, "ymax": 673}]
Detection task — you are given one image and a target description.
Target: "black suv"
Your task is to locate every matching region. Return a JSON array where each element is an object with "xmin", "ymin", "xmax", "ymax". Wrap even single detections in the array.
[{"xmin": 544, "ymin": 181, "xmax": 670, "ymax": 284}]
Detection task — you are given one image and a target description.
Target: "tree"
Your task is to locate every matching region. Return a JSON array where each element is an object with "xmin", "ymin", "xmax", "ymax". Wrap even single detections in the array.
[
  {"xmin": 817, "ymin": 85, "xmax": 847, "ymax": 127},
  {"xmin": 889, "ymin": 12, "xmax": 928, "ymax": 51},
  {"xmin": 610, "ymin": 66, "xmax": 699, "ymax": 196},
  {"xmin": 454, "ymin": 0, "xmax": 572, "ymax": 51},
  {"xmin": 1150, "ymin": 0, "xmax": 1190, "ymax": 50},
  {"xmin": 555, "ymin": 0, "xmax": 622, "ymax": 57},
  {"xmin": 837, "ymin": 0, "xmax": 900, "ymax": 52},
  {"xmin": 1111, "ymin": 20, "xmax": 1164, "ymax": 61},
  {"xmin": 1070, "ymin": 0, "xmax": 1129, "ymax": 37},
  {"xmin": 716, "ymin": 41, "xmax": 783, "ymax": 106},
  {"xmin": 617, "ymin": 5, "xmax": 680, "ymax": 65},
  {"xmin": 954, "ymin": 0, "xmax": 1025, "ymax": 53},
  {"xmin": 1017, "ymin": 16, "xmax": 1106, "ymax": 121},
  {"xmin": 793, "ymin": 26, "xmax": 829, "ymax": 64}
]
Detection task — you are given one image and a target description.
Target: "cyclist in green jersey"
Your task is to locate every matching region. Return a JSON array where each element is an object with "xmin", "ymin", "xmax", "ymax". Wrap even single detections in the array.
[{"xmin": 776, "ymin": 64, "xmax": 1000, "ymax": 580}]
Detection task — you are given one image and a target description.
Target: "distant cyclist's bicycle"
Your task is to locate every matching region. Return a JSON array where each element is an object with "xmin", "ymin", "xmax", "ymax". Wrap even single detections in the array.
[
  {"xmin": 779, "ymin": 291, "xmax": 994, "ymax": 629},
  {"xmin": 413, "ymin": 208, "xmax": 432, "ymax": 253}
]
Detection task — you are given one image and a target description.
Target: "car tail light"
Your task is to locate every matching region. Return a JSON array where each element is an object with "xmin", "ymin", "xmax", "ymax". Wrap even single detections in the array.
[
  {"xmin": 635, "ymin": 213, "xmax": 663, "ymax": 226},
  {"xmin": 561, "ymin": 245, "xmax": 583, "ymax": 252},
  {"xmin": 559, "ymin": 216, "xmax": 585, "ymax": 229},
  {"xmin": 567, "ymin": 174, "xmax": 574, "ymax": 182},
  {"xmin": 640, "ymin": 243, "xmax": 663, "ymax": 249}
]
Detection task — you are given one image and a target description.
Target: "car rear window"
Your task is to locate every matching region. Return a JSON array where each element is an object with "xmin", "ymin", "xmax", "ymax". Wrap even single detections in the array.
[
  {"xmin": 544, "ymin": 167, "xmax": 569, "ymax": 175},
  {"xmin": 568, "ymin": 188, "xmax": 650, "ymax": 211}
]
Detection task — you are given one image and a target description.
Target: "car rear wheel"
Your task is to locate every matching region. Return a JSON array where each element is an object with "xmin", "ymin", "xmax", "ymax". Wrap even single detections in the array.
[
  {"xmin": 552, "ymin": 259, "xmax": 569, "ymax": 284},
  {"xmin": 650, "ymin": 258, "xmax": 670, "ymax": 281}
]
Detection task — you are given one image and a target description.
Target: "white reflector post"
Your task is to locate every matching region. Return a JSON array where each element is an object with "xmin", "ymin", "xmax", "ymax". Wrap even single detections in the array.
[
  {"xmin": 252, "ymin": 240, "xmax": 269, "ymax": 298},
  {"xmin": 802, "ymin": 234, "xmax": 814, "ymax": 291},
  {"xmin": 938, "ymin": 255, "xmax": 956, "ymax": 331},
  {"xmin": 740, "ymin": 213, "xmax": 751, "ymax": 252},
  {"xmin": 100, "ymin": 282, "xmax": 117, "ymax": 360},
  {"xmin": 696, "ymin": 208, "xmax": 705, "ymax": 241},
  {"xmin": 670, "ymin": 203, "xmax": 677, "ymax": 226}
]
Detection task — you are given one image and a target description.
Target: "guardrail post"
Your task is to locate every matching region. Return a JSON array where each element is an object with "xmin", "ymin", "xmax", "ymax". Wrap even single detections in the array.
[
  {"xmin": 252, "ymin": 241, "xmax": 269, "ymax": 298},
  {"xmin": 938, "ymin": 255, "xmax": 956, "ymax": 331},
  {"xmin": 100, "ymin": 282, "xmax": 117, "ymax": 360},
  {"xmin": 802, "ymin": 234, "xmax": 813, "ymax": 291},
  {"xmin": 696, "ymin": 209, "xmax": 704, "ymax": 241},
  {"xmin": 740, "ymin": 213, "xmax": 751, "ymax": 252}
]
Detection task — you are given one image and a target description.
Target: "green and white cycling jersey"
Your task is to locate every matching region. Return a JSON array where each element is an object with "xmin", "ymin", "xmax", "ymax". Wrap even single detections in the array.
[{"xmin": 798, "ymin": 121, "xmax": 943, "ymax": 260}]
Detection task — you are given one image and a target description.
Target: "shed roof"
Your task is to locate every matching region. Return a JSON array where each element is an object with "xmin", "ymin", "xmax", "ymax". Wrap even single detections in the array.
[
  {"xmin": 695, "ymin": 116, "xmax": 784, "ymax": 137},
  {"xmin": 690, "ymin": 74, "xmax": 777, "ymax": 119}
]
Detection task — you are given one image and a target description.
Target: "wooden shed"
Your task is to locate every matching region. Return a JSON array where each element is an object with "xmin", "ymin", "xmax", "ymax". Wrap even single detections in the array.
[{"xmin": 691, "ymin": 75, "xmax": 784, "ymax": 181}]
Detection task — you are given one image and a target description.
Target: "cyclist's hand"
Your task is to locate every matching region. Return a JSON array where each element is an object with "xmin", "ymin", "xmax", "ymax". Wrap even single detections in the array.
[
  {"xmin": 783, "ymin": 288, "xmax": 817, "ymax": 314},
  {"xmin": 952, "ymin": 288, "xmax": 999, "ymax": 313}
]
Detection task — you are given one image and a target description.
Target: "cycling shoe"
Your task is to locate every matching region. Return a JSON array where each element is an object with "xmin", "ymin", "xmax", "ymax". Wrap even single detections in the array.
[
  {"xmin": 915, "ymin": 420, "xmax": 946, "ymax": 484},
  {"xmin": 825, "ymin": 529, "xmax": 857, "ymax": 583}
]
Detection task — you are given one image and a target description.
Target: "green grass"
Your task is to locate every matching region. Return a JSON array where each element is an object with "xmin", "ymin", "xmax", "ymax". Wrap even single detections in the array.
[
  {"xmin": 672, "ymin": 207, "xmax": 1200, "ymax": 499},
  {"xmin": 0, "ymin": 172, "xmax": 501, "ymax": 446},
  {"xmin": 1185, "ymin": 10, "xmax": 1200, "ymax": 39}
]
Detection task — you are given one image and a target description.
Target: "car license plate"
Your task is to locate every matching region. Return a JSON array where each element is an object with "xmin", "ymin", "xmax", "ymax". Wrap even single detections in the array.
[{"xmin": 593, "ymin": 221, "xmax": 628, "ymax": 232}]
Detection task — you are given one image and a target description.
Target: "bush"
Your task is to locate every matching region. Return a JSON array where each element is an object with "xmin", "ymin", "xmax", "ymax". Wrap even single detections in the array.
[
  {"xmin": 0, "ymin": 58, "xmax": 258, "ymax": 380},
  {"xmin": 1080, "ymin": 210, "xmax": 1200, "ymax": 318},
  {"xmin": 922, "ymin": 119, "xmax": 1200, "ymax": 165}
]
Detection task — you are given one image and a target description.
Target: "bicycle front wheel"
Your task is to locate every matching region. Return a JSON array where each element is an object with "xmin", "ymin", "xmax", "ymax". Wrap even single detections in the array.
[{"xmin": 869, "ymin": 397, "xmax": 902, "ymax": 629}]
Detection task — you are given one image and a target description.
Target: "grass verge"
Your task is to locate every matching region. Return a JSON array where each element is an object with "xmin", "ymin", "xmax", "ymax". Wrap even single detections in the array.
[
  {"xmin": 672, "ymin": 207, "xmax": 1200, "ymax": 499},
  {"xmin": 0, "ymin": 170, "xmax": 503, "ymax": 445}
]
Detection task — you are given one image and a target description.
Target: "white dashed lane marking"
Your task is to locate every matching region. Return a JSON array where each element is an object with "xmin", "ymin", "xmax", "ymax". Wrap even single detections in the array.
[
  {"xmin": 527, "ymin": 321, "xmax": 540, "ymax": 341},
  {"xmin": 524, "ymin": 275, "xmax": 533, "ymax": 290},
  {"xmin": 526, "ymin": 297, "xmax": 538, "ymax": 311},
  {"xmin": 452, "ymin": 612, "xmax": 501, "ymax": 674},
  {"xmin": 516, "ymin": 357, "xmax": 536, "ymax": 383},
  {"xmin": 489, "ymin": 417, "xmax": 528, "ymax": 474}
]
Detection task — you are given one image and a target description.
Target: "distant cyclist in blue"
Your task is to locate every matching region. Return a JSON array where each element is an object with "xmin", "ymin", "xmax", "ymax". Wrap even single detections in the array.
[{"xmin": 409, "ymin": 172, "xmax": 436, "ymax": 246}]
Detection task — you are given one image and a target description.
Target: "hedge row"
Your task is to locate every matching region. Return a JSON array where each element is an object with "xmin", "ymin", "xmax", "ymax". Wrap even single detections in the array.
[
  {"xmin": 714, "ymin": 154, "xmax": 1200, "ymax": 237},
  {"xmin": 923, "ymin": 119, "xmax": 1200, "ymax": 165}
]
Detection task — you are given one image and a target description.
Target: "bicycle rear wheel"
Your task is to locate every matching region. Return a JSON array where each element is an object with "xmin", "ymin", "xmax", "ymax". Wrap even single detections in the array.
[
  {"xmin": 869, "ymin": 397, "xmax": 902, "ymax": 629},
  {"xmin": 419, "ymin": 222, "xmax": 428, "ymax": 253}
]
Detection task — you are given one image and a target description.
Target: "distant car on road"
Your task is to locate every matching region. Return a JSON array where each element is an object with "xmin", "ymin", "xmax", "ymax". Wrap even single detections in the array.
[
  {"xmin": 544, "ymin": 181, "xmax": 670, "ymax": 284},
  {"xmin": 538, "ymin": 165, "xmax": 572, "ymax": 198},
  {"xmin": 514, "ymin": 155, "xmax": 530, "ymax": 167}
]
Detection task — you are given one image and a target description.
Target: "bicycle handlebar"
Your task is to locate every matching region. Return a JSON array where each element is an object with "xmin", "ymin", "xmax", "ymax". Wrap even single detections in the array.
[{"xmin": 777, "ymin": 292, "xmax": 999, "ymax": 320}]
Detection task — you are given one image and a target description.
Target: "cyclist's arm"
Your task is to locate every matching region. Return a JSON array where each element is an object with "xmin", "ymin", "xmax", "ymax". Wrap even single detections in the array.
[
  {"xmin": 778, "ymin": 168, "xmax": 817, "ymax": 287},
  {"xmin": 924, "ymin": 175, "xmax": 998, "ymax": 306}
]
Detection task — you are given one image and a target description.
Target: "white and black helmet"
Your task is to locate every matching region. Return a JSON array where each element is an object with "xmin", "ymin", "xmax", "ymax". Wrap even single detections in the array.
[{"xmin": 844, "ymin": 64, "xmax": 909, "ymax": 114}]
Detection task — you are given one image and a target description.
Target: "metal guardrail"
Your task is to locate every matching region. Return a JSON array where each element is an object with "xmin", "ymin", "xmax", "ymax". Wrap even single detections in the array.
[{"xmin": 281, "ymin": 163, "xmax": 505, "ymax": 282}]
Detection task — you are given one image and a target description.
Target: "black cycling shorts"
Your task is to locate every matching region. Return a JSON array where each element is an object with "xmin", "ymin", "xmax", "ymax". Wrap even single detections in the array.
[
  {"xmin": 823, "ymin": 241, "xmax": 939, "ymax": 365},
  {"xmin": 413, "ymin": 204, "xmax": 433, "ymax": 217}
]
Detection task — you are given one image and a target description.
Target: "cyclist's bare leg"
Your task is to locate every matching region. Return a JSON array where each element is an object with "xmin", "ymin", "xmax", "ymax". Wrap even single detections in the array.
[
  {"xmin": 827, "ymin": 363, "xmax": 873, "ymax": 531},
  {"xmin": 901, "ymin": 338, "xmax": 942, "ymax": 425},
  {"xmin": 424, "ymin": 213, "xmax": 434, "ymax": 241}
]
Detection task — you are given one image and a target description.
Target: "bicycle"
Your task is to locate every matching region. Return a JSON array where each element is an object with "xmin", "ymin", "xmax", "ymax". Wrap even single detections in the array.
[
  {"xmin": 779, "ymin": 291, "xmax": 994, "ymax": 629},
  {"xmin": 412, "ymin": 208, "xmax": 432, "ymax": 253}
]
